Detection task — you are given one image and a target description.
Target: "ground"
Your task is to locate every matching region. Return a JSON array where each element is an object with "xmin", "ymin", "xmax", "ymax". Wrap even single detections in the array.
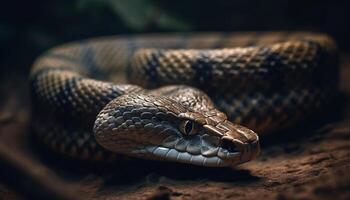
[{"xmin": 0, "ymin": 55, "xmax": 349, "ymax": 200}]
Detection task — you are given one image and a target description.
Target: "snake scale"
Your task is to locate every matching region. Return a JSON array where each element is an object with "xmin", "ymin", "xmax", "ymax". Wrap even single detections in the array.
[{"xmin": 30, "ymin": 32, "xmax": 338, "ymax": 167}]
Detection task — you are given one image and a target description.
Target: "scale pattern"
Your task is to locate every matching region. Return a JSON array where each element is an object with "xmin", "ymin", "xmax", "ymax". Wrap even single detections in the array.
[{"xmin": 30, "ymin": 32, "xmax": 338, "ymax": 166}]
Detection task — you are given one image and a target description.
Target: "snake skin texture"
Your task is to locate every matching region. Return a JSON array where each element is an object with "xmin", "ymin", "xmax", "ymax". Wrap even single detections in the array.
[{"xmin": 30, "ymin": 32, "xmax": 338, "ymax": 167}]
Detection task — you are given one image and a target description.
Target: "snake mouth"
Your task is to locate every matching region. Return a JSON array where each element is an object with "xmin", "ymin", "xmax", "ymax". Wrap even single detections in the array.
[{"xmin": 132, "ymin": 136, "xmax": 260, "ymax": 167}]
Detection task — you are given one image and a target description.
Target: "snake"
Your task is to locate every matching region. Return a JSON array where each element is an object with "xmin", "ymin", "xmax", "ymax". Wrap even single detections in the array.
[{"xmin": 30, "ymin": 32, "xmax": 338, "ymax": 167}]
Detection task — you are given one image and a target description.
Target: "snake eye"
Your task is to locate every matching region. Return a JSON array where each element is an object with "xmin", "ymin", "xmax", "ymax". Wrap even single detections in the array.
[{"xmin": 179, "ymin": 120, "xmax": 197, "ymax": 135}]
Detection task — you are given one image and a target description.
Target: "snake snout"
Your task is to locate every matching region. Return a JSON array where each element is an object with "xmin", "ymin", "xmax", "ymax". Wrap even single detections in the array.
[
  {"xmin": 214, "ymin": 121, "xmax": 260, "ymax": 163},
  {"xmin": 220, "ymin": 136, "xmax": 260, "ymax": 163}
]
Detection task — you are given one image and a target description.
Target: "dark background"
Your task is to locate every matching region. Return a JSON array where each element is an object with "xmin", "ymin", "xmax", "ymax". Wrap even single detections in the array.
[
  {"xmin": 0, "ymin": 0, "xmax": 349, "ymax": 77},
  {"xmin": 0, "ymin": 1, "xmax": 350, "ymax": 199}
]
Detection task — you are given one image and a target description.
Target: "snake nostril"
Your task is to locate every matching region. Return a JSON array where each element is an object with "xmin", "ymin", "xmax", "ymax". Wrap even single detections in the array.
[{"xmin": 220, "ymin": 137, "xmax": 238, "ymax": 152}]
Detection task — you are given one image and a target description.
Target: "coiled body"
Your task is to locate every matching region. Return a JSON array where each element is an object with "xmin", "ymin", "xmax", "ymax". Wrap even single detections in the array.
[{"xmin": 30, "ymin": 32, "xmax": 338, "ymax": 167}]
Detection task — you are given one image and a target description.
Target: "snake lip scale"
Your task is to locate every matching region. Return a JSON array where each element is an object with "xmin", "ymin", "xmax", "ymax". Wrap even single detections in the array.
[{"xmin": 30, "ymin": 32, "xmax": 338, "ymax": 167}]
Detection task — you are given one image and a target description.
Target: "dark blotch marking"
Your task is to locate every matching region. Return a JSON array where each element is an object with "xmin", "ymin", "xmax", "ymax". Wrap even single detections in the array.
[{"xmin": 193, "ymin": 51, "xmax": 213, "ymax": 86}]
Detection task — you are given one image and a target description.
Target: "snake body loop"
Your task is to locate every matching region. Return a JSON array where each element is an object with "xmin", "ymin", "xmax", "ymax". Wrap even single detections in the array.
[{"xmin": 30, "ymin": 32, "xmax": 338, "ymax": 167}]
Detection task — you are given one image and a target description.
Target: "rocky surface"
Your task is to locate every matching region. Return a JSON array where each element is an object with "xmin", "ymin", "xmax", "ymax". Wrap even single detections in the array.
[{"xmin": 0, "ymin": 55, "xmax": 349, "ymax": 200}]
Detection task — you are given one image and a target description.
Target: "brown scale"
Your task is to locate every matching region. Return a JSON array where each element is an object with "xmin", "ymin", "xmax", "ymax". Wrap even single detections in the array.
[{"xmin": 30, "ymin": 32, "xmax": 338, "ymax": 166}]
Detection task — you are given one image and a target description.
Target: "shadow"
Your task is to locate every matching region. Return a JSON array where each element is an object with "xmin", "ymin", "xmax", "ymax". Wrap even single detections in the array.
[
  {"xmin": 104, "ymin": 161, "xmax": 261, "ymax": 184},
  {"xmin": 26, "ymin": 93, "xmax": 347, "ymax": 188},
  {"xmin": 26, "ymin": 91, "xmax": 348, "ymax": 188},
  {"xmin": 28, "ymin": 128, "xmax": 260, "ymax": 187},
  {"xmin": 260, "ymin": 92, "xmax": 346, "ymax": 149},
  {"xmin": 253, "ymin": 95, "xmax": 348, "ymax": 161}
]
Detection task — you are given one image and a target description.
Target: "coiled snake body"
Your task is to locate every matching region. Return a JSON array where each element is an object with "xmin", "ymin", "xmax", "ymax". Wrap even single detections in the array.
[{"xmin": 30, "ymin": 32, "xmax": 338, "ymax": 167}]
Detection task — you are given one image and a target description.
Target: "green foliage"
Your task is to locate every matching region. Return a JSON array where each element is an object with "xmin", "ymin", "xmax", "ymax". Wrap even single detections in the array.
[{"xmin": 75, "ymin": 0, "xmax": 191, "ymax": 31}]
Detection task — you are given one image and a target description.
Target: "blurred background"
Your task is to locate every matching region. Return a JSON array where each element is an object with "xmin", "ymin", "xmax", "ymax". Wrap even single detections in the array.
[
  {"xmin": 0, "ymin": 1, "xmax": 350, "ymax": 199},
  {"xmin": 0, "ymin": 0, "xmax": 349, "ymax": 77}
]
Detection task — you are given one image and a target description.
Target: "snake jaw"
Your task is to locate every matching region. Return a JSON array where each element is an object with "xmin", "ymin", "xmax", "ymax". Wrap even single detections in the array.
[
  {"xmin": 142, "ymin": 120, "xmax": 260, "ymax": 167},
  {"xmin": 130, "ymin": 135, "xmax": 259, "ymax": 167}
]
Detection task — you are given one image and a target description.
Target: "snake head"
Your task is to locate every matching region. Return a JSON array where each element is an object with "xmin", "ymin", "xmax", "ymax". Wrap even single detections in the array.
[{"xmin": 94, "ymin": 93, "xmax": 259, "ymax": 167}]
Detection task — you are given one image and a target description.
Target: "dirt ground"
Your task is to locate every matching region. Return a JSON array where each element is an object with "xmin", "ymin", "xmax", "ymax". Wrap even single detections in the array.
[{"xmin": 0, "ymin": 55, "xmax": 349, "ymax": 200}]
